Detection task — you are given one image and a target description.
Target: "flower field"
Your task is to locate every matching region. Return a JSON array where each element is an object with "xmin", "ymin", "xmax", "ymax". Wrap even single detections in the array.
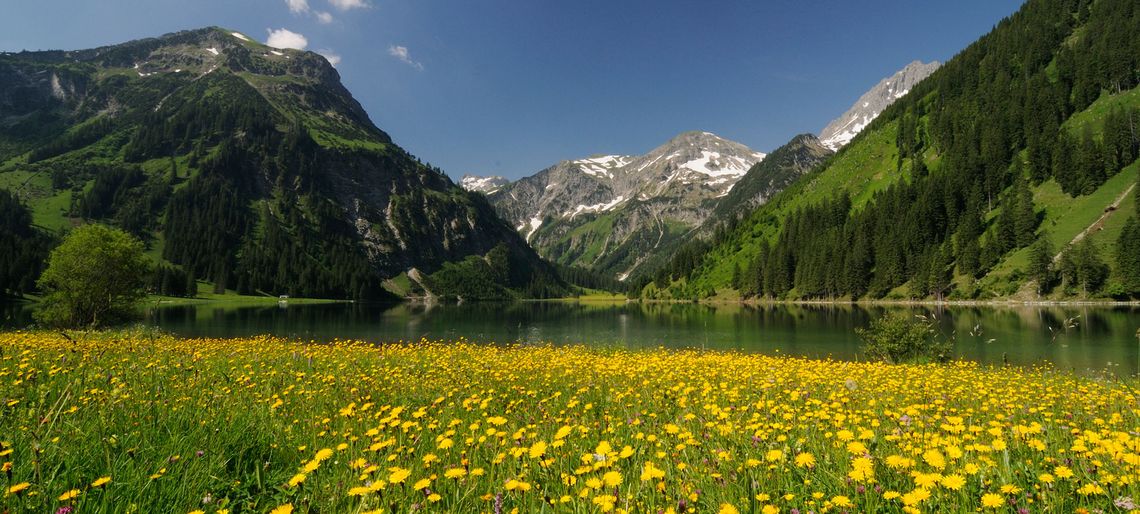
[{"xmin": 1, "ymin": 331, "xmax": 1138, "ymax": 513}]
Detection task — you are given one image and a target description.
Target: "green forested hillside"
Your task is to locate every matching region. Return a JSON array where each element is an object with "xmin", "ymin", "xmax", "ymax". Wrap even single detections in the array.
[
  {"xmin": 653, "ymin": 0, "xmax": 1140, "ymax": 301},
  {"xmin": 0, "ymin": 27, "xmax": 563, "ymax": 301}
]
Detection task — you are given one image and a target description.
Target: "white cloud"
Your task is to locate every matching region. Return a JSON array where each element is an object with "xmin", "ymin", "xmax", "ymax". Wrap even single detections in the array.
[
  {"xmin": 266, "ymin": 28, "xmax": 308, "ymax": 50},
  {"xmin": 388, "ymin": 45, "xmax": 423, "ymax": 71},
  {"xmin": 285, "ymin": 0, "xmax": 309, "ymax": 13},
  {"xmin": 318, "ymin": 50, "xmax": 341, "ymax": 67},
  {"xmin": 284, "ymin": 0, "xmax": 333, "ymax": 23},
  {"xmin": 328, "ymin": 0, "xmax": 367, "ymax": 11}
]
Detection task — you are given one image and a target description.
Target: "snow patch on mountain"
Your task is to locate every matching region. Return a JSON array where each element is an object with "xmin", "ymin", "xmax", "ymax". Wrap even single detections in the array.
[
  {"xmin": 567, "ymin": 195, "xmax": 626, "ymax": 219},
  {"xmin": 573, "ymin": 155, "xmax": 634, "ymax": 178},
  {"xmin": 524, "ymin": 217, "xmax": 542, "ymax": 242},
  {"xmin": 680, "ymin": 151, "xmax": 754, "ymax": 178},
  {"xmin": 460, "ymin": 174, "xmax": 511, "ymax": 194}
]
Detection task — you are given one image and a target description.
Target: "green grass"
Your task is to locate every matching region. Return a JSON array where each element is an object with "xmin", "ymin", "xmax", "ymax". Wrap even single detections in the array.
[
  {"xmin": 0, "ymin": 170, "xmax": 74, "ymax": 232},
  {"xmin": 145, "ymin": 287, "xmax": 347, "ymax": 307},
  {"xmin": 1064, "ymin": 85, "xmax": 1140, "ymax": 138},
  {"xmin": 689, "ymin": 120, "xmax": 905, "ymax": 292},
  {"xmin": 978, "ymin": 165, "xmax": 1137, "ymax": 296},
  {"xmin": 1085, "ymin": 179, "xmax": 1136, "ymax": 252},
  {"xmin": 1, "ymin": 331, "xmax": 1137, "ymax": 513},
  {"xmin": 555, "ymin": 289, "xmax": 630, "ymax": 302},
  {"xmin": 541, "ymin": 212, "xmax": 619, "ymax": 267},
  {"xmin": 381, "ymin": 272, "xmax": 415, "ymax": 297}
]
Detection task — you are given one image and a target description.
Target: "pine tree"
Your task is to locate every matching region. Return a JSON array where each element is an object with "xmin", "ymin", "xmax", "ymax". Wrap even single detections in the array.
[
  {"xmin": 979, "ymin": 230, "xmax": 1000, "ymax": 273},
  {"xmin": 1027, "ymin": 235, "xmax": 1055, "ymax": 296},
  {"xmin": 1012, "ymin": 176, "xmax": 1038, "ymax": 247},
  {"xmin": 1071, "ymin": 238, "xmax": 1109, "ymax": 295},
  {"xmin": 996, "ymin": 198, "xmax": 1018, "ymax": 253},
  {"xmin": 1117, "ymin": 216, "xmax": 1140, "ymax": 296},
  {"xmin": 927, "ymin": 244, "xmax": 952, "ymax": 301}
]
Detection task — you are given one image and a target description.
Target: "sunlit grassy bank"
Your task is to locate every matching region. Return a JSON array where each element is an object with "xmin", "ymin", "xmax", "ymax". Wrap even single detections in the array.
[{"xmin": 1, "ymin": 331, "xmax": 1138, "ymax": 513}]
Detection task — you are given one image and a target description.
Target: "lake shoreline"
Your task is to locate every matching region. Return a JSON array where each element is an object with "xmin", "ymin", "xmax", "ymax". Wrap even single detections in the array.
[{"xmin": 529, "ymin": 296, "xmax": 1140, "ymax": 308}]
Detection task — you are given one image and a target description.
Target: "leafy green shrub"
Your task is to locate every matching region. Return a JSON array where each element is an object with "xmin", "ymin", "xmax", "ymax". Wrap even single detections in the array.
[
  {"xmin": 856, "ymin": 313, "xmax": 953, "ymax": 364},
  {"xmin": 35, "ymin": 224, "xmax": 152, "ymax": 327}
]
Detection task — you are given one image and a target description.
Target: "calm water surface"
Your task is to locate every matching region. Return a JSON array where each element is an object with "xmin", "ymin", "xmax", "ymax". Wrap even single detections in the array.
[{"xmin": 3, "ymin": 300, "xmax": 1139, "ymax": 374}]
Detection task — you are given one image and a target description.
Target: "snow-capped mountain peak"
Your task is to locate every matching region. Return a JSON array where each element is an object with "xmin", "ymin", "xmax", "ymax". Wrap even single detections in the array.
[
  {"xmin": 481, "ymin": 130, "xmax": 766, "ymax": 278},
  {"xmin": 819, "ymin": 60, "xmax": 940, "ymax": 151},
  {"xmin": 459, "ymin": 174, "xmax": 510, "ymax": 194}
]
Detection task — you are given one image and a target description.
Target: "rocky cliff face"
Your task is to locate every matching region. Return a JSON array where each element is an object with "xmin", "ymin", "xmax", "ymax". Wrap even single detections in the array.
[
  {"xmin": 479, "ymin": 131, "xmax": 765, "ymax": 279},
  {"xmin": 819, "ymin": 60, "xmax": 940, "ymax": 151},
  {"xmin": 0, "ymin": 27, "xmax": 560, "ymax": 299}
]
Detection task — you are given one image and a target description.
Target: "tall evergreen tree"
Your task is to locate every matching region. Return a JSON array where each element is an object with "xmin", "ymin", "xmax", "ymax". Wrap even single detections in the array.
[
  {"xmin": 1061, "ymin": 238, "xmax": 1109, "ymax": 296},
  {"xmin": 1012, "ymin": 176, "xmax": 1038, "ymax": 247},
  {"xmin": 1117, "ymin": 215, "xmax": 1140, "ymax": 297},
  {"xmin": 0, "ymin": 189, "xmax": 52, "ymax": 297},
  {"xmin": 1027, "ymin": 234, "xmax": 1055, "ymax": 296}
]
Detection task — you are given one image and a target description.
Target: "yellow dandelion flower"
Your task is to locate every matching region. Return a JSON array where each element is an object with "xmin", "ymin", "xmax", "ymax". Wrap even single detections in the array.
[
  {"xmin": 287, "ymin": 473, "xmax": 306, "ymax": 488},
  {"xmin": 529, "ymin": 441, "xmax": 548, "ymax": 458},
  {"xmin": 941, "ymin": 474, "xmax": 966, "ymax": 491},
  {"xmin": 981, "ymin": 493, "xmax": 1004, "ymax": 508},
  {"xmin": 388, "ymin": 467, "xmax": 410, "ymax": 484}
]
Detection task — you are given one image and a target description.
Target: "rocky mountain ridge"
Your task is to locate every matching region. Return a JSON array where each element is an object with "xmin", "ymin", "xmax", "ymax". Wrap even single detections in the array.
[
  {"xmin": 0, "ymin": 27, "xmax": 562, "ymax": 299},
  {"xmin": 477, "ymin": 131, "xmax": 765, "ymax": 278},
  {"xmin": 819, "ymin": 60, "xmax": 941, "ymax": 151}
]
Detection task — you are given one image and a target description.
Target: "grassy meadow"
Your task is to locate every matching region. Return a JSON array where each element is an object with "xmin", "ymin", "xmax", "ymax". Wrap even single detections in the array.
[{"xmin": 1, "ymin": 330, "xmax": 1138, "ymax": 513}]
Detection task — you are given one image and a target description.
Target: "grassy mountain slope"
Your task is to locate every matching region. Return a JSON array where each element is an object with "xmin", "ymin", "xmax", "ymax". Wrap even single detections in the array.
[
  {"xmin": 709, "ymin": 134, "xmax": 833, "ymax": 225},
  {"xmin": 661, "ymin": 0, "xmax": 1140, "ymax": 301},
  {"xmin": 0, "ymin": 27, "xmax": 563, "ymax": 300}
]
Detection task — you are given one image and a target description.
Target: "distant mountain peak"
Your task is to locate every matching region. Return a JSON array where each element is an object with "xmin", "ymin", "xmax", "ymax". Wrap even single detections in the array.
[
  {"xmin": 482, "ymin": 130, "xmax": 766, "ymax": 277},
  {"xmin": 710, "ymin": 133, "xmax": 832, "ymax": 222},
  {"xmin": 819, "ymin": 60, "xmax": 940, "ymax": 151},
  {"xmin": 460, "ymin": 174, "xmax": 511, "ymax": 194},
  {"xmin": 0, "ymin": 27, "xmax": 560, "ymax": 299}
]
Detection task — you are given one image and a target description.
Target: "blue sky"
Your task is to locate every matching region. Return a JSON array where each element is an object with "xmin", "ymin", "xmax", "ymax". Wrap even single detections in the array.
[{"xmin": 3, "ymin": 0, "xmax": 1023, "ymax": 180}]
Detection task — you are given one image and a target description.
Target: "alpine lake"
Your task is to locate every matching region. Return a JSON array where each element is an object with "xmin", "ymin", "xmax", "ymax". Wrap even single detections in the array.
[{"xmin": 3, "ymin": 299, "xmax": 1139, "ymax": 376}]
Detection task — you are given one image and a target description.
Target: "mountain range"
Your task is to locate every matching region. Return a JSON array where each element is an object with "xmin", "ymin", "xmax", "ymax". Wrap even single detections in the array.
[
  {"xmin": 0, "ymin": 27, "xmax": 562, "ymax": 300},
  {"xmin": 7, "ymin": 0, "xmax": 1134, "ymax": 304},
  {"xmin": 461, "ymin": 61, "xmax": 928, "ymax": 280},
  {"xmin": 658, "ymin": 0, "xmax": 1140, "ymax": 301},
  {"xmin": 473, "ymin": 131, "xmax": 764, "ymax": 279}
]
